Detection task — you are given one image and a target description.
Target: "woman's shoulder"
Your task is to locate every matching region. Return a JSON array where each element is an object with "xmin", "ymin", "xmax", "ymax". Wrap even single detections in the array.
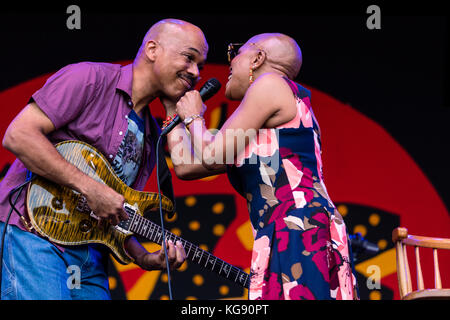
[{"xmin": 248, "ymin": 72, "xmax": 295, "ymax": 100}]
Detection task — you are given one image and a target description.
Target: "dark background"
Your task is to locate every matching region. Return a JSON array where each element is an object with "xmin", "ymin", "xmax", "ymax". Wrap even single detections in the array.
[{"xmin": 1, "ymin": 1, "xmax": 448, "ymax": 212}]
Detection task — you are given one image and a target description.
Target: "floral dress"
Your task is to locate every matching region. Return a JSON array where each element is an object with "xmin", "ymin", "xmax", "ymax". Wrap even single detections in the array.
[{"xmin": 227, "ymin": 77, "xmax": 359, "ymax": 300}]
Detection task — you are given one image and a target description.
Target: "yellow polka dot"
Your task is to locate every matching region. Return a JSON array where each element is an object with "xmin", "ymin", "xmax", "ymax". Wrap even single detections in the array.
[
  {"xmin": 161, "ymin": 273, "xmax": 168, "ymax": 283},
  {"xmin": 192, "ymin": 274, "xmax": 204, "ymax": 286},
  {"xmin": 199, "ymin": 244, "xmax": 209, "ymax": 251},
  {"xmin": 186, "ymin": 296, "xmax": 198, "ymax": 300},
  {"xmin": 189, "ymin": 220, "xmax": 200, "ymax": 231},
  {"xmin": 219, "ymin": 285, "xmax": 230, "ymax": 295},
  {"xmin": 213, "ymin": 224, "xmax": 225, "ymax": 236},
  {"xmin": 185, "ymin": 196, "xmax": 197, "ymax": 207},
  {"xmin": 369, "ymin": 290, "xmax": 382, "ymax": 300},
  {"xmin": 369, "ymin": 213, "xmax": 380, "ymax": 226},
  {"xmin": 160, "ymin": 295, "xmax": 170, "ymax": 300},
  {"xmin": 108, "ymin": 277, "xmax": 117, "ymax": 290},
  {"xmin": 353, "ymin": 225, "xmax": 367, "ymax": 237},
  {"xmin": 170, "ymin": 227, "xmax": 181, "ymax": 236},
  {"xmin": 337, "ymin": 204, "xmax": 348, "ymax": 217},
  {"xmin": 212, "ymin": 202, "xmax": 224, "ymax": 214},
  {"xmin": 378, "ymin": 239, "xmax": 388, "ymax": 250},
  {"xmin": 178, "ymin": 261, "xmax": 188, "ymax": 272},
  {"xmin": 164, "ymin": 212, "xmax": 177, "ymax": 222}
]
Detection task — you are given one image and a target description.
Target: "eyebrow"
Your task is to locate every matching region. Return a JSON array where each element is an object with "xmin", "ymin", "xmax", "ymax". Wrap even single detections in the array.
[{"xmin": 187, "ymin": 47, "xmax": 201, "ymax": 55}]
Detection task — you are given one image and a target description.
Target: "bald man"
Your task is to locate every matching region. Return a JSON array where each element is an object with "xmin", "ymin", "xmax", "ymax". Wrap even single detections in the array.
[
  {"xmin": 0, "ymin": 19, "xmax": 207, "ymax": 300},
  {"xmin": 173, "ymin": 33, "xmax": 359, "ymax": 300}
]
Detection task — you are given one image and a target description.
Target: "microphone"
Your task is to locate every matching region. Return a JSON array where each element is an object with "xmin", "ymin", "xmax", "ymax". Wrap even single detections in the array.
[
  {"xmin": 160, "ymin": 78, "xmax": 221, "ymax": 136},
  {"xmin": 349, "ymin": 233, "xmax": 380, "ymax": 262}
]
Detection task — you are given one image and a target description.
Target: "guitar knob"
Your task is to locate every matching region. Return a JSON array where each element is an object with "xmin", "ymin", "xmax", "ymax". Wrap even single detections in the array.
[
  {"xmin": 79, "ymin": 219, "xmax": 93, "ymax": 233},
  {"xmin": 51, "ymin": 197, "xmax": 64, "ymax": 210}
]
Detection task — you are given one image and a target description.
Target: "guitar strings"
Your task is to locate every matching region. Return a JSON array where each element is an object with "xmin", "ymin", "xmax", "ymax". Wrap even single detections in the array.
[{"xmin": 125, "ymin": 209, "xmax": 250, "ymax": 288}]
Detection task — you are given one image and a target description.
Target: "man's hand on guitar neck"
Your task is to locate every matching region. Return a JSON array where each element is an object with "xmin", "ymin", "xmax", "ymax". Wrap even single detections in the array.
[
  {"xmin": 144, "ymin": 239, "xmax": 186, "ymax": 270},
  {"xmin": 128, "ymin": 237, "xmax": 187, "ymax": 271}
]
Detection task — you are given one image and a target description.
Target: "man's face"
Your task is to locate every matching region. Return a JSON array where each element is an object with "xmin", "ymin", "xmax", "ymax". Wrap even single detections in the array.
[{"xmin": 154, "ymin": 30, "xmax": 208, "ymax": 100}]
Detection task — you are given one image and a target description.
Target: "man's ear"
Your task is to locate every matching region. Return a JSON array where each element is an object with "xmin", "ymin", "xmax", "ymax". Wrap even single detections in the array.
[{"xmin": 145, "ymin": 40, "xmax": 159, "ymax": 62}]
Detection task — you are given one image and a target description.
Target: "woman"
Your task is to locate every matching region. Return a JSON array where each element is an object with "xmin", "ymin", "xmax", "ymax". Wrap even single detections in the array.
[{"xmin": 171, "ymin": 33, "xmax": 359, "ymax": 300}]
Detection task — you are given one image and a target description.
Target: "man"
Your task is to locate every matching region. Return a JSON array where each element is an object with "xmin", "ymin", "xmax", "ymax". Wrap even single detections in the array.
[{"xmin": 0, "ymin": 18, "xmax": 208, "ymax": 300}]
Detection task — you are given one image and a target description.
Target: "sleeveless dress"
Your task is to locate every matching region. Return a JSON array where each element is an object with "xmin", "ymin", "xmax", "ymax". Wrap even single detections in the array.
[{"xmin": 227, "ymin": 77, "xmax": 359, "ymax": 300}]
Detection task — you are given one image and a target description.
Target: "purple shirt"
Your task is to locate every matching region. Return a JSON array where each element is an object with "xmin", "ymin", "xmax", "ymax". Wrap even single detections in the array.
[{"xmin": 0, "ymin": 62, "xmax": 157, "ymax": 232}]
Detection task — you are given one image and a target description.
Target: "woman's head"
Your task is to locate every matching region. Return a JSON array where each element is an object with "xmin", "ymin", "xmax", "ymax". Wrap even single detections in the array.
[{"xmin": 225, "ymin": 33, "xmax": 302, "ymax": 100}]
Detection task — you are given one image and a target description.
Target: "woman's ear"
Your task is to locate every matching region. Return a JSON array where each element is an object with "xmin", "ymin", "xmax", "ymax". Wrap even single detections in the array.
[{"xmin": 252, "ymin": 50, "xmax": 266, "ymax": 69}]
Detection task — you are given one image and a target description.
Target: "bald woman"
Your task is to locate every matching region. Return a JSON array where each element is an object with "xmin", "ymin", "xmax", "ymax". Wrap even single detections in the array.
[
  {"xmin": 174, "ymin": 33, "xmax": 359, "ymax": 300},
  {"xmin": 0, "ymin": 19, "xmax": 207, "ymax": 299}
]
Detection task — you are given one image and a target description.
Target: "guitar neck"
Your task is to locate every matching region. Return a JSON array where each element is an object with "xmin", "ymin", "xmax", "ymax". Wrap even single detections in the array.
[{"xmin": 120, "ymin": 207, "xmax": 250, "ymax": 288}]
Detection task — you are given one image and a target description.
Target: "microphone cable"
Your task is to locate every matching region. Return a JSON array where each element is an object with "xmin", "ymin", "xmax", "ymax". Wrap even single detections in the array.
[
  {"xmin": 156, "ymin": 133, "xmax": 173, "ymax": 300},
  {"xmin": 154, "ymin": 78, "xmax": 221, "ymax": 300}
]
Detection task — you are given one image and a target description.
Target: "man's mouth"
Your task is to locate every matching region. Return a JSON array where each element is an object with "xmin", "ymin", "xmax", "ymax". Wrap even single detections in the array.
[{"xmin": 178, "ymin": 74, "xmax": 194, "ymax": 90}]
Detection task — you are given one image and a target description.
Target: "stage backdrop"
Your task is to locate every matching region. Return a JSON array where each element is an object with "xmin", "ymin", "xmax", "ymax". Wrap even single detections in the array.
[
  {"xmin": 0, "ymin": 62, "xmax": 448, "ymax": 300},
  {"xmin": 0, "ymin": 8, "xmax": 449, "ymax": 300}
]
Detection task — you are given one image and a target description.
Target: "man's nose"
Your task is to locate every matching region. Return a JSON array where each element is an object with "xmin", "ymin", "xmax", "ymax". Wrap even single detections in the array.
[{"xmin": 187, "ymin": 64, "xmax": 200, "ymax": 80}]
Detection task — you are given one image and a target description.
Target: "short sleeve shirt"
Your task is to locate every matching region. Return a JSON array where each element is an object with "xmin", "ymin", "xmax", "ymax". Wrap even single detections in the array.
[{"xmin": 0, "ymin": 62, "xmax": 157, "ymax": 231}]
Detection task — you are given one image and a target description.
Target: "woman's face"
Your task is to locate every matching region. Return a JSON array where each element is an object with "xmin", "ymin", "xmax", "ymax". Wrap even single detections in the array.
[{"xmin": 225, "ymin": 42, "xmax": 258, "ymax": 101}]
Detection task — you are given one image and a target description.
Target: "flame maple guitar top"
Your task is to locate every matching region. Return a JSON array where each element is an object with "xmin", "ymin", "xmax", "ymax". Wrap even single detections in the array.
[{"xmin": 26, "ymin": 140, "xmax": 174, "ymax": 264}]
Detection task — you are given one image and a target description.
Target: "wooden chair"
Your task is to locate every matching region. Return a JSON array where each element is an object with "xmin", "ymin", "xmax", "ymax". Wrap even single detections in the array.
[{"xmin": 392, "ymin": 227, "xmax": 450, "ymax": 300}]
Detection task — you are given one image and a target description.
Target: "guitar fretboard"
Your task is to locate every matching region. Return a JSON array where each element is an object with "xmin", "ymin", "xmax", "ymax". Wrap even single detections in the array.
[{"xmin": 119, "ymin": 206, "xmax": 250, "ymax": 288}]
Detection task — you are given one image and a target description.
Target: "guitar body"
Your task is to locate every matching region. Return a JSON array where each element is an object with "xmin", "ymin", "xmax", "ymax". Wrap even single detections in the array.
[{"xmin": 26, "ymin": 140, "xmax": 173, "ymax": 265}]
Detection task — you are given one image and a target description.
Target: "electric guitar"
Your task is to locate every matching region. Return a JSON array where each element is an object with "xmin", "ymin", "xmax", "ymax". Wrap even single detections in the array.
[{"xmin": 26, "ymin": 140, "xmax": 250, "ymax": 288}]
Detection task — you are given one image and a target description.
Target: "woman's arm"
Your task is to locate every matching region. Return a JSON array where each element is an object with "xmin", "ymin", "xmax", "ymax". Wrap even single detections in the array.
[{"xmin": 176, "ymin": 73, "xmax": 298, "ymax": 169}]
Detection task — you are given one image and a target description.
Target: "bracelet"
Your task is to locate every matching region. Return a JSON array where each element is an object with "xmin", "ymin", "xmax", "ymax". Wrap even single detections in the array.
[{"xmin": 183, "ymin": 114, "xmax": 204, "ymax": 128}]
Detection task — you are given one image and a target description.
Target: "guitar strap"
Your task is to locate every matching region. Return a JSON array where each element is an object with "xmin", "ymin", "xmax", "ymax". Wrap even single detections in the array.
[{"xmin": 146, "ymin": 108, "xmax": 176, "ymax": 219}]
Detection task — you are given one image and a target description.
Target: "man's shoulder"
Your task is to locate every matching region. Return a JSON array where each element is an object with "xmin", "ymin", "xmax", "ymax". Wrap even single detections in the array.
[
  {"xmin": 60, "ymin": 61, "xmax": 122, "ymax": 79},
  {"xmin": 82, "ymin": 61, "xmax": 122, "ymax": 72}
]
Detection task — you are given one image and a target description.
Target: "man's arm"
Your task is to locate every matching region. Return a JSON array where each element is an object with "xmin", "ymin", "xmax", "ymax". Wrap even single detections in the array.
[
  {"xmin": 2, "ymin": 102, "xmax": 127, "ymax": 225},
  {"xmin": 3, "ymin": 102, "xmax": 186, "ymax": 269}
]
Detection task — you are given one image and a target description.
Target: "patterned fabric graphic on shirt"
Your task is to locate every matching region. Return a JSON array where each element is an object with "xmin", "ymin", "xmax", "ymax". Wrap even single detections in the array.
[{"xmin": 112, "ymin": 110, "xmax": 144, "ymax": 186}]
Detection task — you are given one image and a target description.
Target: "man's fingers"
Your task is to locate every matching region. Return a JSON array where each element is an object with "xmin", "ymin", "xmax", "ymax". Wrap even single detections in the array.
[
  {"xmin": 155, "ymin": 240, "xmax": 187, "ymax": 270},
  {"xmin": 174, "ymin": 240, "xmax": 186, "ymax": 268},
  {"xmin": 167, "ymin": 240, "xmax": 177, "ymax": 263}
]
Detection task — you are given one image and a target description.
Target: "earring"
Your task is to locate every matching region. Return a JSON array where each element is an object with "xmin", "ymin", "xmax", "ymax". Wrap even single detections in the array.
[{"xmin": 249, "ymin": 68, "xmax": 254, "ymax": 84}]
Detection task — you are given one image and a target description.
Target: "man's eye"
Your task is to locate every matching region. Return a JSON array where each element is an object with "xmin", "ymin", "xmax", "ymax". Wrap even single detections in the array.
[{"xmin": 183, "ymin": 53, "xmax": 194, "ymax": 61}]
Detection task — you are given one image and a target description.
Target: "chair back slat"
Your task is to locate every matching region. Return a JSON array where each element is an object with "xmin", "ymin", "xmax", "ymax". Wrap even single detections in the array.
[
  {"xmin": 415, "ymin": 246, "xmax": 424, "ymax": 290},
  {"xmin": 433, "ymin": 249, "xmax": 442, "ymax": 289},
  {"xmin": 404, "ymin": 244, "xmax": 412, "ymax": 293}
]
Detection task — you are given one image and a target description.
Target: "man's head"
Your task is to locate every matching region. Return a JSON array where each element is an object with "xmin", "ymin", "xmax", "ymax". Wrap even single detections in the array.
[
  {"xmin": 135, "ymin": 19, "xmax": 208, "ymax": 100},
  {"xmin": 225, "ymin": 33, "xmax": 302, "ymax": 100}
]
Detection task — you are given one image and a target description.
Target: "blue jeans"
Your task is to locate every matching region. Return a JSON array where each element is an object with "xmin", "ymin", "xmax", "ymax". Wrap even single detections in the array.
[{"xmin": 0, "ymin": 222, "xmax": 111, "ymax": 300}]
